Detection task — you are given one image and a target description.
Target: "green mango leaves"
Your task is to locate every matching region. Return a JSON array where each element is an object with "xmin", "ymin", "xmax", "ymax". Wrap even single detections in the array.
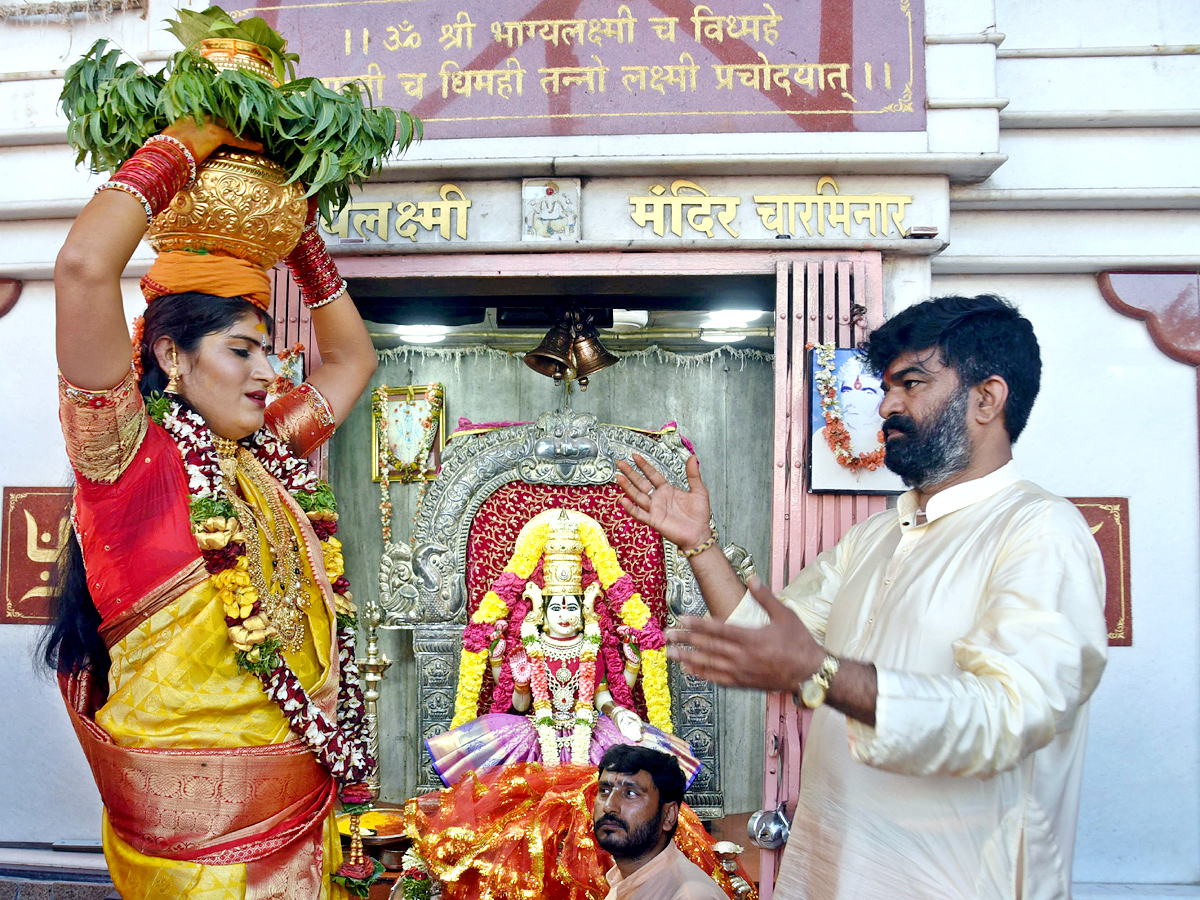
[{"xmin": 60, "ymin": 5, "xmax": 421, "ymax": 222}]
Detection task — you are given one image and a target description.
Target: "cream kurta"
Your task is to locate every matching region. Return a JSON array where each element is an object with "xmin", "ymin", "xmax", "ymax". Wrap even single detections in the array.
[
  {"xmin": 604, "ymin": 843, "xmax": 729, "ymax": 900},
  {"xmin": 729, "ymin": 462, "xmax": 1108, "ymax": 900}
]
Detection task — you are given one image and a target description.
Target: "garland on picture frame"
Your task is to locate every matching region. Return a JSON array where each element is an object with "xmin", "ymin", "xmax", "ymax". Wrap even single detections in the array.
[
  {"xmin": 373, "ymin": 384, "xmax": 443, "ymax": 548},
  {"xmin": 810, "ymin": 342, "xmax": 886, "ymax": 474}
]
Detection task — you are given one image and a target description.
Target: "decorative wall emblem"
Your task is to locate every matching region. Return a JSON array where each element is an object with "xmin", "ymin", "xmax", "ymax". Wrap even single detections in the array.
[
  {"xmin": 522, "ymin": 178, "xmax": 581, "ymax": 242},
  {"xmin": 519, "ymin": 409, "xmax": 613, "ymax": 483},
  {"xmin": 2, "ymin": 487, "xmax": 71, "ymax": 624}
]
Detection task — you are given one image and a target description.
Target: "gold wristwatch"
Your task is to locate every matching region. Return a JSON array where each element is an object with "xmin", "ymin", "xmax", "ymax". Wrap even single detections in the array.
[{"xmin": 797, "ymin": 654, "xmax": 840, "ymax": 709}]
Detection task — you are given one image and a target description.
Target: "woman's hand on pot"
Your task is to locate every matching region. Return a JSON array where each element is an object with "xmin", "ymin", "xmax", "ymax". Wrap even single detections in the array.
[{"xmin": 162, "ymin": 117, "xmax": 263, "ymax": 166}]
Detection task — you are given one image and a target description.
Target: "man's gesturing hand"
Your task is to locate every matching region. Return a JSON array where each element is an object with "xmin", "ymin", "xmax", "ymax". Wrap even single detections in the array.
[
  {"xmin": 665, "ymin": 576, "xmax": 824, "ymax": 692},
  {"xmin": 616, "ymin": 453, "xmax": 712, "ymax": 550}
]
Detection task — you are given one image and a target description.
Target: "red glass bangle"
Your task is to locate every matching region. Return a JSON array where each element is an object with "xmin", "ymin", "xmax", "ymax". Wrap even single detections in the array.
[
  {"xmin": 286, "ymin": 222, "xmax": 347, "ymax": 308},
  {"xmin": 98, "ymin": 137, "xmax": 193, "ymax": 223}
]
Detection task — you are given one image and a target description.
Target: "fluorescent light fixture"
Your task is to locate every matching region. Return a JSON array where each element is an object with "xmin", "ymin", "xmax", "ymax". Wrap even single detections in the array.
[
  {"xmin": 611, "ymin": 309, "xmax": 649, "ymax": 332},
  {"xmin": 705, "ymin": 309, "xmax": 764, "ymax": 329},
  {"xmin": 700, "ymin": 329, "xmax": 746, "ymax": 344},
  {"xmin": 394, "ymin": 324, "xmax": 448, "ymax": 344}
]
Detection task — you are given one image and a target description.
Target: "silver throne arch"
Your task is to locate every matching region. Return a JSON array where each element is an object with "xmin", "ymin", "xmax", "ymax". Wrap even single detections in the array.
[{"xmin": 375, "ymin": 408, "xmax": 737, "ymax": 819}]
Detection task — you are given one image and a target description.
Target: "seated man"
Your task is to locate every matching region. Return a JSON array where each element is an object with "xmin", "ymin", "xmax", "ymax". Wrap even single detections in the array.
[{"xmin": 595, "ymin": 745, "xmax": 727, "ymax": 900}]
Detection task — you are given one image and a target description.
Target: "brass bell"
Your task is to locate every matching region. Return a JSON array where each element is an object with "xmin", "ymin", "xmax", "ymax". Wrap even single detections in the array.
[
  {"xmin": 524, "ymin": 321, "xmax": 574, "ymax": 379},
  {"xmin": 571, "ymin": 325, "xmax": 619, "ymax": 384}
]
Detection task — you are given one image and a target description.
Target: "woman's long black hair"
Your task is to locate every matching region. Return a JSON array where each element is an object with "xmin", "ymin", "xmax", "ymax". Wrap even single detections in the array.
[{"xmin": 42, "ymin": 293, "xmax": 269, "ymax": 685}]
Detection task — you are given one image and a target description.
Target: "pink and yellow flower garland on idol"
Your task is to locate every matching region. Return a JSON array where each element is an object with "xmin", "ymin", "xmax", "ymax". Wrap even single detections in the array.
[{"xmin": 453, "ymin": 509, "xmax": 672, "ymax": 736}]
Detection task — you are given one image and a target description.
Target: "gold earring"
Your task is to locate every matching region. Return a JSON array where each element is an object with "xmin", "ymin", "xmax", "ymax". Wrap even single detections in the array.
[{"xmin": 166, "ymin": 345, "xmax": 180, "ymax": 394}]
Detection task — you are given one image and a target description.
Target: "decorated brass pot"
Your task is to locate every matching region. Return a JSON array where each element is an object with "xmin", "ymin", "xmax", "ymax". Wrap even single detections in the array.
[
  {"xmin": 146, "ymin": 39, "xmax": 304, "ymax": 267},
  {"xmin": 147, "ymin": 149, "xmax": 308, "ymax": 269}
]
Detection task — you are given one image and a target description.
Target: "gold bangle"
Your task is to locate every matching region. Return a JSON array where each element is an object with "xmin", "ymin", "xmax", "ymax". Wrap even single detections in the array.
[
  {"xmin": 95, "ymin": 182, "xmax": 153, "ymax": 224},
  {"xmin": 306, "ymin": 279, "xmax": 348, "ymax": 309},
  {"xmin": 681, "ymin": 527, "xmax": 719, "ymax": 559}
]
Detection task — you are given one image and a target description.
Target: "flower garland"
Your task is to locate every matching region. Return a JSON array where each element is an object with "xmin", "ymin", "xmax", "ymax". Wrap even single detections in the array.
[
  {"xmin": 453, "ymin": 509, "xmax": 673, "ymax": 736},
  {"xmin": 450, "ymin": 520, "xmax": 548, "ymax": 729},
  {"xmin": 374, "ymin": 384, "xmax": 443, "ymax": 551},
  {"xmin": 373, "ymin": 383, "xmax": 444, "ymax": 485},
  {"xmin": 398, "ymin": 847, "xmax": 438, "ymax": 900},
  {"xmin": 811, "ymin": 342, "xmax": 886, "ymax": 474},
  {"xmin": 147, "ymin": 394, "xmax": 375, "ymax": 793},
  {"xmin": 373, "ymin": 386, "xmax": 394, "ymax": 546},
  {"xmin": 576, "ymin": 517, "xmax": 671, "ymax": 734}
]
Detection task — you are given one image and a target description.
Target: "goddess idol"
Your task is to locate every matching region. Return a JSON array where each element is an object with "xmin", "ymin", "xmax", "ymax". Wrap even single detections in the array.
[{"xmin": 402, "ymin": 509, "xmax": 751, "ymax": 899}]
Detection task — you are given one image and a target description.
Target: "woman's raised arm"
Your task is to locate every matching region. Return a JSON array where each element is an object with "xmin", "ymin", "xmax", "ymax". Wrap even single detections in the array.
[
  {"xmin": 301, "ymin": 286, "xmax": 378, "ymax": 425},
  {"xmin": 54, "ymin": 120, "xmax": 260, "ymax": 390},
  {"xmin": 280, "ymin": 206, "xmax": 378, "ymax": 424}
]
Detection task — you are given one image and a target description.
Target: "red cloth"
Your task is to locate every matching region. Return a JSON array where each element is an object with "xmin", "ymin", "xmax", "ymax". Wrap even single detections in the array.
[
  {"xmin": 72, "ymin": 422, "xmax": 203, "ymax": 640},
  {"xmin": 403, "ymin": 762, "xmax": 748, "ymax": 900}
]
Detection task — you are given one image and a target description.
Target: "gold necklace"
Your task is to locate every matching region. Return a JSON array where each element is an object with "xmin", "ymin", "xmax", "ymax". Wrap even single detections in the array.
[{"xmin": 214, "ymin": 438, "xmax": 309, "ymax": 651}]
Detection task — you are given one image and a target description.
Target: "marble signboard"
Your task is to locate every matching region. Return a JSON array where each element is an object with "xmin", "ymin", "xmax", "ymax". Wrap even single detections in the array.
[{"xmin": 227, "ymin": 0, "xmax": 925, "ymax": 138}]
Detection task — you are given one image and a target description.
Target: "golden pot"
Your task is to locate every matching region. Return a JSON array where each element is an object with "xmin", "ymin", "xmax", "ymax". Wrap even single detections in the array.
[
  {"xmin": 198, "ymin": 38, "xmax": 280, "ymax": 86},
  {"xmin": 148, "ymin": 150, "xmax": 308, "ymax": 269}
]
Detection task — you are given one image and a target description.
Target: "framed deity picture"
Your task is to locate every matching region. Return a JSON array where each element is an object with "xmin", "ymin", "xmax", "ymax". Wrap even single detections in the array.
[
  {"xmin": 371, "ymin": 384, "xmax": 446, "ymax": 483},
  {"xmin": 808, "ymin": 346, "xmax": 906, "ymax": 494}
]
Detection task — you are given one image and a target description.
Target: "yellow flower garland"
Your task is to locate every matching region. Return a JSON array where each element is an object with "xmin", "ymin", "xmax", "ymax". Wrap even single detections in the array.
[
  {"xmin": 473, "ymin": 591, "xmax": 509, "ymax": 625},
  {"xmin": 210, "ymin": 556, "xmax": 278, "ymax": 657},
  {"xmin": 641, "ymin": 649, "xmax": 673, "ymax": 735},
  {"xmin": 322, "ymin": 536, "xmax": 344, "ymax": 581},
  {"xmin": 506, "ymin": 520, "xmax": 549, "ymax": 579},
  {"xmin": 214, "ymin": 556, "xmax": 257, "ymax": 618},
  {"xmin": 577, "ymin": 517, "xmax": 672, "ymax": 733},
  {"xmin": 450, "ymin": 649, "xmax": 489, "ymax": 729},
  {"xmin": 619, "ymin": 596, "xmax": 652, "ymax": 630}
]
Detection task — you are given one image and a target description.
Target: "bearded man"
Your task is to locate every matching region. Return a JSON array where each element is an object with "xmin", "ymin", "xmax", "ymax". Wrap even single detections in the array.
[
  {"xmin": 616, "ymin": 295, "xmax": 1108, "ymax": 900},
  {"xmin": 594, "ymin": 745, "xmax": 727, "ymax": 900}
]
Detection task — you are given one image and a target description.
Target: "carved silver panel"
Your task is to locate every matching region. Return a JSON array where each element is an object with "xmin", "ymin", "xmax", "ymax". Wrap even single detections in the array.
[
  {"xmin": 413, "ymin": 624, "xmax": 463, "ymax": 794},
  {"xmin": 518, "ymin": 409, "xmax": 615, "ymax": 484},
  {"xmin": 379, "ymin": 407, "xmax": 734, "ymax": 816}
]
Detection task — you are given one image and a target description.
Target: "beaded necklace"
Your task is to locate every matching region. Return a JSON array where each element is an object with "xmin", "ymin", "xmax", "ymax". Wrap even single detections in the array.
[{"xmin": 523, "ymin": 604, "xmax": 601, "ymax": 765}]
